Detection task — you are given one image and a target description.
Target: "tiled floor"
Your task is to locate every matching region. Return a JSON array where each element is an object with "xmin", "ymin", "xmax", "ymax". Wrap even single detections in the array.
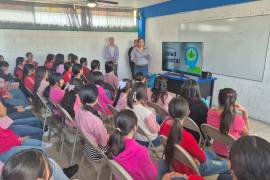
[{"xmin": 46, "ymin": 118, "xmax": 270, "ymax": 180}]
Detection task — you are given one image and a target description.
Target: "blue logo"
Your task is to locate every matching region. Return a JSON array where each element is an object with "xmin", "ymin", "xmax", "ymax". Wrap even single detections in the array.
[{"xmin": 184, "ymin": 47, "xmax": 199, "ymax": 68}]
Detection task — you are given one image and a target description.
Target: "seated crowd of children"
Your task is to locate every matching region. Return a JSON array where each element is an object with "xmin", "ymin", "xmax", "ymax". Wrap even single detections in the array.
[{"xmin": 0, "ymin": 52, "xmax": 269, "ymax": 180}]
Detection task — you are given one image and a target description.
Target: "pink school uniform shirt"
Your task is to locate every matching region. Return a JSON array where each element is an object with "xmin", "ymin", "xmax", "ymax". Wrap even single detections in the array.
[
  {"xmin": 49, "ymin": 86, "xmax": 65, "ymax": 104},
  {"xmin": 75, "ymin": 106, "xmax": 109, "ymax": 146},
  {"xmin": 115, "ymin": 93, "xmax": 128, "ymax": 111},
  {"xmin": 104, "ymin": 72, "xmax": 119, "ymax": 88},
  {"xmin": 37, "ymin": 80, "xmax": 49, "ymax": 98},
  {"xmin": 97, "ymin": 85, "xmax": 112, "ymax": 115},
  {"xmin": 207, "ymin": 108, "xmax": 245, "ymax": 157},
  {"xmin": 56, "ymin": 64, "xmax": 65, "ymax": 75},
  {"xmin": 114, "ymin": 138, "xmax": 158, "ymax": 180},
  {"xmin": 156, "ymin": 94, "xmax": 173, "ymax": 112}
]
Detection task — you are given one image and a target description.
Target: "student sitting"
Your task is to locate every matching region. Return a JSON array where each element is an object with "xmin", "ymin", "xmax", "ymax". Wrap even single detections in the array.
[
  {"xmin": 70, "ymin": 54, "xmax": 78, "ymax": 65},
  {"xmin": 217, "ymin": 136, "xmax": 270, "ymax": 180},
  {"xmin": 0, "ymin": 61, "xmax": 14, "ymax": 82},
  {"xmin": 34, "ymin": 66, "xmax": 49, "ymax": 99},
  {"xmin": 14, "ymin": 57, "xmax": 24, "ymax": 81},
  {"xmin": 180, "ymin": 79, "xmax": 208, "ymax": 142},
  {"xmin": 113, "ymin": 79, "xmax": 132, "ymax": 111},
  {"xmin": 80, "ymin": 57, "xmax": 90, "ymax": 76},
  {"xmin": 107, "ymin": 109, "xmax": 158, "ymax": 180},
  {"xmin": 62, "ymin": 62, "xmax": 72, "ymax": 84},
  {"xmin": 104, "ymin": 61, "xmax": 119, "ymax": 88},
  {"xmin": 134, "ymin": 72, "xmax": 151, "ymax": 100},
  {"xmin": 160, "ymin": 97, "xmax": 228, "ymax": 176},
  {"xmin": 1, "ymin": 149, "xmax": 79, "ymax": 180},
  {"xmin": 90, "ymin": 59, "xmax": 100, "ymax": 72},
  {"xmin": 43, "ymin": 72, "xmax": 65, "ymax": 104},
  {"xmin": 44, "ymin": 53, "xmax": 55, "ymax": 70},
  {"xmin": 87, "ymin": 71, "xmax": 113, "ymax": 115},
  {"xmin": 25, "ymin": 52, "xmax": 38, "ymax": 68},
  {"xmin": 70, "ymin": 63, "xmax": 85, "ymax": 85},
  {"xmin": 75, "ymin": 84, "xmax": 109, "ymax": 161},
  {"xmin": 127, "ymin": 82, "xmax": 160, "ymax": 147},
  {"xmin": 151, "ymin": 76, "xmax": 173, "ymax": 112},
  {"xmin": 207, "ymin": 88, "xmax": 249, "ymax": 158},
  {"xmin": 53, "ymin": 54, "xmax": 65, "ymax": 75},
  {"xmin": 23, "ymin": 64, "xmax": 36, "ymax": 92},
  {"xmin": 67, "ymin": 53, "xmax": 74, "ymax": 62}
]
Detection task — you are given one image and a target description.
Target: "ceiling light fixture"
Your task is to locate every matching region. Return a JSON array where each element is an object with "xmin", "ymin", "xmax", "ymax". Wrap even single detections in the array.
[{"xmin": 87, "ymin": 2, "xmax": 97, "ymax": 8}]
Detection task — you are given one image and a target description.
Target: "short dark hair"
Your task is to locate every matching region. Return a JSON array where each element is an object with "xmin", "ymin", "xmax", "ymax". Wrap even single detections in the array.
[
  {"xmin": 80, "ymin": 57, "xmax": 87, "ymax": 65},
  {"xmin": 91, "ymin": 59, "xmax": 100, "ymax": 70},
  {"xmin": 72, "ymin": 63, "xmax": 82, "ymax": 76},
  {"xmin": 64, "ymin": 62, "xmax": 72, "ymax": 72},
  {"xmin": 134, "ymin": 72, "xmax": 145, "ymax": 82},
  {"xmin": 105, "ymin": 61, "xmax": 114, "ymax": 73},
  {"xmin": 25, "ymin": 52, "xmax": 32, "ymax": 58}
]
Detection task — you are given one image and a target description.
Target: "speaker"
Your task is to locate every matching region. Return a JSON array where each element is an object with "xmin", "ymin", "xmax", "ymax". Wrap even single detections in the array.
[{"xmin": 202, "ymin": 71, "xmax": 212, "ymax": 78}]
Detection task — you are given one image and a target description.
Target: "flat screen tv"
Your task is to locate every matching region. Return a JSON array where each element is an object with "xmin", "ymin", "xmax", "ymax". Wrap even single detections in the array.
[{"xmin": 162, "ymin": 42, "xmax": 203, "ymax": 77}]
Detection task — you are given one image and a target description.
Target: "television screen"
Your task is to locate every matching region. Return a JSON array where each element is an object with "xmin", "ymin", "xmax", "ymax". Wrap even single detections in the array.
[{"xmin": 162, "ymin": 42, "xmax": 203, "ymax": 76}]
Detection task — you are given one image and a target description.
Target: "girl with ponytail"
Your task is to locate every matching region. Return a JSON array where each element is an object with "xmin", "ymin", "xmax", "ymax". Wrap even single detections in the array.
[
  {"xmin": 160, "ymin": 97, "xmax": 228, "ymax": 176},
  {"xmin": 127, "ymin": 82, "xmax": 160, "ymax": 147},
  {"xmin": 113, "ymin": 79, "xmax": 132, "ymax": 110},
  {"xmin": 207, "ymin": 88, "xmax": 249, "ymax": 157},
  {"xmin": 75, "ymin": 84, "xmax": 109, "ymax": 161},
  {"xmin": 107, "ymin": 109, "xmax": 158, "ymax": 180}
]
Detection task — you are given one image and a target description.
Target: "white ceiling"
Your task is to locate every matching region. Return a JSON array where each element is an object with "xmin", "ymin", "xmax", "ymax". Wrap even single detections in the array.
[{"xmin": 14, "ymin": 0, "xmax": 170, "ymax": 8}]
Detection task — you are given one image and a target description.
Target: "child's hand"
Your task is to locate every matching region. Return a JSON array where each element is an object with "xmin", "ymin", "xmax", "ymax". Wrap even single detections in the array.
[
  {"xmin": 3, "ymin": 93, "xmax": 12, "ymax": 99},
  {"xmin": 235, "ymin": 103, "xmax": 247, "ymax": 113}
]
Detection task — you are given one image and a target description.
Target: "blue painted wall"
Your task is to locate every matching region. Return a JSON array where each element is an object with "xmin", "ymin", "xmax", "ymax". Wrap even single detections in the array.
[{"xmin": 138, "ymin": 0, "xmax": 253, "ymax": 38}]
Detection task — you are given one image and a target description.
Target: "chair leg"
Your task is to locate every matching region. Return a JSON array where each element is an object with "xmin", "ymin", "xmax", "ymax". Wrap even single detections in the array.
[
  {"xmin": 96, "ymin": 159, "xmax": 104, "ymax": 180},
  {"xmin": 78, "ymin": 153, "xmax": 85, "ymax": 178},
  {"xmin": 60, "ymin": 131, "xmax": 65, "ymax": 155},
  {"xmin": 70, "ymin": 130, "xmax": 79, "ymax": 165}
]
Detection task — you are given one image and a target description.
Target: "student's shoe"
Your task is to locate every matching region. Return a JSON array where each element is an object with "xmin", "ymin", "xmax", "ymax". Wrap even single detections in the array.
[
  {"xmin": 63, "ymin": 164, "xmax": 79, "ymax": 178},
  {"xmin": 42, "ymin": 142, "xmax": 53, "ymax": 149}
]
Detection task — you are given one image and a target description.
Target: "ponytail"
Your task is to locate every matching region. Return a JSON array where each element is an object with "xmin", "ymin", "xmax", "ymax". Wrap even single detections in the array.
[
  {"xmin": 218, "ymin": 88, "xmax": 237, "ymax": 135},
  {"xmin": 113, "ymin": 88, "xmax": 122, "ymax": 107},
  {"xmin": 113, "ymin": 79, "xmax": 132, "ymax": 107},
  {"xmin": 107, "ymin": 109, "xmax": 138, "ymax": 159},
  {"xmin": 127, "ymin": 82, "xmax": 146, "ymax": 109},
  {"xmin": 83, "ymin": 103, "xmax": 101, "ymax": 118}
]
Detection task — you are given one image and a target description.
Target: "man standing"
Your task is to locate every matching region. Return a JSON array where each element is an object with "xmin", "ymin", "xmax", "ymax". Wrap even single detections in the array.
[
  {"xmin": 128, "ymin": 39, "xmax": 138, "ymax": 78},
  {"xmin": 104, "ymin": 37, "xmax": 119, "ymax": 75}
]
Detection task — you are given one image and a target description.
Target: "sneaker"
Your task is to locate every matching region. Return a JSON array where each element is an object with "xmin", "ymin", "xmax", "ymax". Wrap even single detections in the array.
[
  {"xmin": 63, "ymin": 164, "xmax": 79, "ymax": 178},
  {"xmin": 42, "ymin": 142, "xmax": 53, "ymax": 149}
]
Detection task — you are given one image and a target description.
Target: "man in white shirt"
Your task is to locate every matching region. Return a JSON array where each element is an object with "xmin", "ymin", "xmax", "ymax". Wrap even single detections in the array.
[{"xmin": 104, "ymin": 37, "xmax": 119, "ymax": 75}]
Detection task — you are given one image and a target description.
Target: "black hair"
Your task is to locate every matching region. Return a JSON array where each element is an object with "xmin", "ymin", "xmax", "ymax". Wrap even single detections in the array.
[
  {"xmin": 22, "ymin": 63, "xmax": 35, "ymax": 81},
  {"xmin": 107, "ymin": 109, "xmax": 138, "ymax": 159},
  {"xmin": 180, "ymin": 79, "xmax": 201, "ymax": 105},
  {"xmin": 25, "ymin": 52, "xmax": 33, "ymax": 58},
  {"xmin": 218, "ymin": 88, "xmax": 237, "ymax": 135},
  {"xmin": 43, "ymin": 72, "xmax": 62, "ymax": 98},
  {"xmin": 134, "ymin": 72, "xmax": 145, "ymax": 82},
  {"xmin": 229, "ymin": 136, "xmax": 270, "ymax": 180},
  {"xmin": 61, "ymin": 78, "xmax": 83, "ymax": 118},
  {"xmin": 68, "ymin": 53, "xmax": 73, "ymax": 61},
  {"xmin": 70, "ymin": 54, "xmax": 78, "ymax": 64},
  {"xmin": 33, "ymin": 66, "xmax": 47, "ymax": 93},
  {"xmin": 72, "ymin": 63, "xmax": 82, "ymax": 76},
  {"xmin": 127, "ymin": 82, "xmax": 147, "ymax": 109},
  {"xmin": 79, "ymin": 84, "xmax": 100, "ymax": 118},
  {"xmin": 87, "ymin": 71, "xmax": 104, "ymax": 87},
  {"xmin": 2, "ymin": 149, "xmax": 52, "ymax": 180},
  {"xmin": 0, "ymin": 60, "xmax": 9, "ymax": 68},
  {"xmin": 0, "ymin": 55, "xmax": 4, "ymax": 61},
  {"xmin": 45, "ymin": 54, "xmax": 54, "ymax": 64},
  {"xmin": 52, "ymin": 53, "xmax": 64, "ymax": 71},
  {"xmin": 151, "ymin": 76, "xmax": 168, "ymax": 104},
  {"xmin": 164, "ymin": 97, "xmax": 189, "ymax": 165},
  {"xmin": 90, "ymin": 59, "xmax": 100, "ymax": 70},
  {"xmin": 64, "ymin": 62, "xmax": 72, "ymax": 73},
  {"xmin": 14, "ymin": 57, "xmax": 24, "ymax": 76},
  {"xmin": 105, "ymin": 61, "xmax": 114, "ymax": 73},
  {"xmin": 113, "ymin": 79, "xmax": 132, "ymax": 107},
  {"xmin": 80, "ymin": 57, "xmax": 87, "ymax": 66}
]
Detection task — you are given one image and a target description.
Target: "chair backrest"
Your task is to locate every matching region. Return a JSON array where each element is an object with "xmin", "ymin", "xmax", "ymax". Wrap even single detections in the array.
[
  {"xmin": 108, "ymin": 160, "xmax": 133, "ymax": 180},
  {"xmin": 173, "ymin": 144, "xmax": 201, "ymax": 175},
  {"xmin": 107, "ymin": 104, "xmax": 119, "ymax": 117},
  {"xmin": 201, "ymin": 123, "xmax": 236, "ymax": 148},
  {"xmin": 36, "ymin": 92, "xmax": 50, "ymax": 110},
  {"xmin": 160, "ymin": 135, "xmax": 168, "ymax": 147},
  {"xmin": 183, "ymin": 117, "xmax": 204, "ymax": 146},
  {"xmin": 56, "ymin": 104, "xmax": 75, "ymax": 125},
  {"xmin": 104, "ymin": 82, "xmax": 117, "ymax": 98},
  {"xmin": 146, "ymin": 102, "xmax": 168, "ymax": 117}
]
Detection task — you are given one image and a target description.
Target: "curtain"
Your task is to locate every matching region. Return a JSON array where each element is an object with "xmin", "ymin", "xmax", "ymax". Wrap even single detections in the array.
[{"xmin": 0, "ymin": 2, "xmax": 137, "ymax": 32}]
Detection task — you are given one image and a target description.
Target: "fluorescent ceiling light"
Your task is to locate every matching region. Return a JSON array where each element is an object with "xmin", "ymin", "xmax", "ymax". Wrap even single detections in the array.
[{"xmin": 87, "ymin": 2, "xmax": 97, "ymax": 8}]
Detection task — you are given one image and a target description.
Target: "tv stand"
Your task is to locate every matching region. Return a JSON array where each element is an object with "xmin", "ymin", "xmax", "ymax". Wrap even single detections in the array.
[{"xmin": 160, "ymin": 73, "xmax": 217, "ymax": 107}]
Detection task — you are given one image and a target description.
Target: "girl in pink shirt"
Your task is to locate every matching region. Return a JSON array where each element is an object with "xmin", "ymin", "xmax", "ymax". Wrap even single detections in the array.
[
  {"xmin": 53, "ymin": 54, "xmax": 65, "ymax": 75},
  {"xmin": 104, "ymin": 61, "xmax": 119, "ymax": 88},
  {"xmin": 76, "ymin": 84, "xmax": 109, "ymax": 161},
  {"xmin": 43, "ymin": 72, "xmax": 65, "ymax": 104},
  {"xmin": 151, "ymin": 76, "xmax": 173, "ymax": 112},
  {"xmin": 207, "ymin": 88, "xmax": 249, "ymax": 157},
  {"xmin": 113, "ymin": 79, "xmax": 132, "ymax": 111},
  {"xmin": 107, "ymin": 109, "xmax": 158, "ymax": 180},
  {"xmin": 23, "ymin": 64, "xmax": 35, "ymax": 92}
]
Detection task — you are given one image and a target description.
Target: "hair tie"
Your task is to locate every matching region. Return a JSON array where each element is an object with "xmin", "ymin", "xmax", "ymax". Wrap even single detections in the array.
[
  {"xmin": 133, "ymin": 92, "xmax": 137, "ymax": 102},
  {"xmin": 116, "ymin": 128, "xmax": 122, "ymax": 133}
]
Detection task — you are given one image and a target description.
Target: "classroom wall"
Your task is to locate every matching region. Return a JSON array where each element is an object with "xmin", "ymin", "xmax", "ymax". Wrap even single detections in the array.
[
  {"xmin": 0, "ymin": 30, "xmax": 137, "ymax": 79},
  {"xmin": 146, "ymin": 0, "xmax": 270, "ymax": 123}
]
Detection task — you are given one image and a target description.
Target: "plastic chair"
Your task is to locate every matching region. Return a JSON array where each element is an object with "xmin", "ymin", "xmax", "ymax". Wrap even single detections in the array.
[
  {"xmin": 104, "ymin": 82, "xmax": 117, "ymax": 99},
  {"xmin": 183, "ymin": 117, "xmax": 204, "ymax": 147},
  {"xmin": 56, "ymin": 104, "xmax": 81, "ymax": 165},
  {"xmin": 36, "ymin": 92, "xmax": 52, "ymax": 131},
  {"xmin": 201, "ymin": 123, "xmax": 236, "ymax": 150},
  {"xmin": 108, "ymin": 160, "xmax": 133, "ymax": 180}
]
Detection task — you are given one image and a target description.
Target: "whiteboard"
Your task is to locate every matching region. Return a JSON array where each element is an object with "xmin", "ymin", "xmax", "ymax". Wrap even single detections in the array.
[{"xmin": 179, "ymin": 15, "xmax": 270, "ymax": 81}]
